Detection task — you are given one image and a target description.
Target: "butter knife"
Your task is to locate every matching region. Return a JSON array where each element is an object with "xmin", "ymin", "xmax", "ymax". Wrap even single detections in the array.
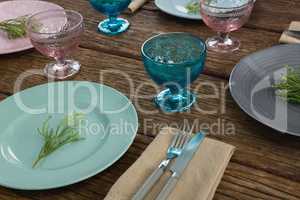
[
  {"xmin": 284, "ymin": 30, "xmax": 300, "ymax": 40},
  {"xmin": 155, "ymin": 132, "xmax": 205, "ymax": 200}
]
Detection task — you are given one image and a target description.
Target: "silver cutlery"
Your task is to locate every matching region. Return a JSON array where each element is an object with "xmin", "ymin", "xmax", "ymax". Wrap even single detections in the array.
[
  {"xmin": 284, "ymin": 30, "xmax": 300, "ymax": 40},
  {"xmin": 132, "ymin": 131, "xmax": 191, "ymax": 200},
  {"xmin": 155, "ymin": 132, "xmax": 205, "ymax": 200}
]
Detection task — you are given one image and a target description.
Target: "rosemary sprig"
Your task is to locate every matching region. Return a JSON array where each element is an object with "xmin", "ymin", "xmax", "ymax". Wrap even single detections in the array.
[
  {"xmin": 33, "ymin": 113, "xmax": 85, "ymax": 168},
  {"xmin": 0, "ymin": 15, "xmax": 28, "ymax": 39},
  {"xmin": 273, "ymin": 66, "xmax": 300, "ymax": 104},
  {"xmin": 185, "ymin": 0, "xmax": 217, "ymax": 14},
  {"xmin": 185, "ymin": 1, "xmax": 200, "ymax": 14}
]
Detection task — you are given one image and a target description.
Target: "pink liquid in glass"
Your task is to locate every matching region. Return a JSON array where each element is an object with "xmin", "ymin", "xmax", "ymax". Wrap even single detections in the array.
[
  {"xmin": 201, "ymin": 3, "xmax": 253, "ymax": 33},
  {"xmin": 31, "ymin": 37, "xmax": 81, "ymax": 60}
]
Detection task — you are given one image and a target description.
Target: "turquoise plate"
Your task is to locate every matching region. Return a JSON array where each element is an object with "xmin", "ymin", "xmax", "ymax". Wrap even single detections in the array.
[{"xmin": 0, "ymin": 81, "xmax": 138, "ymax": 190}]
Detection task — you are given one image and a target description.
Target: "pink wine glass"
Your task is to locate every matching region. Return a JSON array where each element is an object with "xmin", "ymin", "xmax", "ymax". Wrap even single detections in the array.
[
  {"xmin": 200, "ymin": 0, "xmax": 254, "ymax": 53},
  {"xmin": 27, "ymin": 9, "xmax": 84, "ymax": 79}
]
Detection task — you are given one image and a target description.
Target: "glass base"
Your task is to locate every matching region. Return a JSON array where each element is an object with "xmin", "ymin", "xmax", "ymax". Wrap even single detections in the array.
[
  {"xmin": 98, "ymin": 18, "xmax": 130, "ymax": 35},
  {"xmin": 44, "ymin": 59, "xmax": 80, "ymax": 80},
  {"xmin": 206, "ymin": 35, "xmax": 240, "ymax": 53},
  {"xmin": 154, "ymin": 89, "xmax": 196, "ymax": 113}
]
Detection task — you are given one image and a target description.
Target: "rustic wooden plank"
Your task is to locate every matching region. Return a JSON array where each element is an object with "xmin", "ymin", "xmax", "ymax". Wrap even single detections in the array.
[
  {"xmin": 247, "ymin": 0, "xmax": 300, "ymax": 32},
  {"xmin": 0, "ymin": 48, "xmax": 299, "ymax": 187},
  {"xmin": 65, "ymin": 0, "xmax": 300, "ymax": 33},
  {"xmin": 223, "ymin": 162, "xmax": 300, "ymax": 200},
  {"xmin": 0, "ymin": 49, "xmax": 299, "ymax": 173},
  {"xmin": 141, "ymin": 0, "xmax": 300, "ymax": 32},
  {"xmin": 0, "ymin": 0, "xmax": 299, "ymax": 199},
  {"xmin": 45, "ymin": 0, "xmax": 280, "ymax": 78}
]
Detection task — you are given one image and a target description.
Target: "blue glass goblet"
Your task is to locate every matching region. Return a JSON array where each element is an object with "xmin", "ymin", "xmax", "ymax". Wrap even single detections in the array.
[
  {"xmin": 90, "ymin": 0, "xmax": 131, "ymax": 35},
  {"xmin": 141, "ymin": 33, "xmax": 207, "ymax": 113}
]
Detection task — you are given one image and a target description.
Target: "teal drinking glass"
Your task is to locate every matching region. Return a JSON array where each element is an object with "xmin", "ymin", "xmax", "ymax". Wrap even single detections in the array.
[
  {"xmin": 90, "ymin": 0, "xmax": 131, "ymax": 35},
  {"xmin": 141, "ymin": 33, "xmax": 207, "ymax": 113}
]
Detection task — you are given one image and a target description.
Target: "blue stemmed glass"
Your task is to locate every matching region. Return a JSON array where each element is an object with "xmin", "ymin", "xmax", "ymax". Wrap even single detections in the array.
[
  {"xmin": 141, "ymin": 33, "xmax": 207, "ymax": 113},
  {"xmin": 90, "ymin": 0, "xmax": 131, "ymax": 35}
]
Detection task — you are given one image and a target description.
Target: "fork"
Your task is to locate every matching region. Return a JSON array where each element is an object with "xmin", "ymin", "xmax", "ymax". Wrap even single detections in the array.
[{"xmin": 132, "ymin": 131, "xmax": 190, "ymax": 200}]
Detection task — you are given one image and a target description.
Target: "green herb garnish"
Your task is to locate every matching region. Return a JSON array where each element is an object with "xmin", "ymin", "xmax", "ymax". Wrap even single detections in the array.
[
  {"xmin": 0, "ymin": 15, "xmax": 28, "ymax": 39},
  {"xmin": 273, "ymin": 66, "xmax": 300, "ymax": 104},
  {"xmin": 185, "ymin": 1, "xmax": 200, "ymax": 14},
  {"xmin": 33, "ymin": 113, "xmax": 85, "ymax": 168},
  {"xmin": 185, "ymin": 0, "xmax": 217, "ymax": 14}
]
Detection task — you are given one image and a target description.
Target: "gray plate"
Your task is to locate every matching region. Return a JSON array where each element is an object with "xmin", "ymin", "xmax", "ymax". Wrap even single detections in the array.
[{"xmin": 229, "ymin": 44, "xmax": 300, "ymax": 136}]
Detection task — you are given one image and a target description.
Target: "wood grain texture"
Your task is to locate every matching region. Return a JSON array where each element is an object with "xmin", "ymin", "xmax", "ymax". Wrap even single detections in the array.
[
  {"xmin": 44, "ymin": 0, "xmax": 280, "ymax": 78},
  {"xmin": 143, "ymin": 0, "xmax": 300, "ymax": 32},
  {"xmin": 0, "ymin": 0, "xmax": 300, "ymax": 199},
  {"xmin": 0, "ymin": 47, "xmax": 300, "ymax": 199}
]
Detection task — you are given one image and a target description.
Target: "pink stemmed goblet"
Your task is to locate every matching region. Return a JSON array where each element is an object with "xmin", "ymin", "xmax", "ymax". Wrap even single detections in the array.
[
  {"xmin": 200, "ymin": 0, "xmax": 254, "ymax": 53},
  {"xmin": 27, "ymin": 10, "xmax": 84, "ymax": 79}
]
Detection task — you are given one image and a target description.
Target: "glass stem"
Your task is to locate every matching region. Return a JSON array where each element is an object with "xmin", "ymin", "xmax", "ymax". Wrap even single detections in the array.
[
  {"xmin": 109, "ymin": 15, "xmax": 117, "ymax": 24},
  {"xmin": 218, "ymin": 32, "xmax": 229, "ymax": 43},
  {"xmin": 169, "ymin": 87, "xmax": 184, "ymax": 102},
  {"xmin": 54, "ymin": 58, "xmax": 67, "ymax": 71},
  {"xmin": 107, "ymin": 15, "xmax": 121, "ymax": 31}
]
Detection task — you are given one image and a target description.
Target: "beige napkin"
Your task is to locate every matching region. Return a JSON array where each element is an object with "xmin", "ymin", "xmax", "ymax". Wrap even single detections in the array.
[
  {"xmin": 128, "ymin": 0, "xmax": 149, "ymax": 13},
  {"xmin": 279, "ymin": 21, "xmax": 300, "ymax": 44},
  {"xmin": 104, "ymin": 127, "xmax": 235, "ymax": 200}
]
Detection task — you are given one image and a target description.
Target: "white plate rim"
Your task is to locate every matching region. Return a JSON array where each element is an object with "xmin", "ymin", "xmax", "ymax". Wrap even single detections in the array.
[{"xmin": 155, "ymin": 0, "xmax": 202, "ymax": 20}]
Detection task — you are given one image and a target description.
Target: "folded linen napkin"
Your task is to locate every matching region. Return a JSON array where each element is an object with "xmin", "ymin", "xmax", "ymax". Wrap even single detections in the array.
[
  {"xmin": 279, "ymin": 21, "xmax": 300, "ymax": 44},
  {"xmin": 104, "ymin": 127, "xmax": 235, "ymax": 200},
  {"xmin": 128, "ymin": 0, "xmax": 148, "ymax": 13}
]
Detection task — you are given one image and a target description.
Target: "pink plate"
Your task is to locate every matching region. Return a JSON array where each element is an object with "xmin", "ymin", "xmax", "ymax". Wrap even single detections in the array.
[{"xmin": 0, "ymin": 0, "xmax": 63, "ymax": 55}]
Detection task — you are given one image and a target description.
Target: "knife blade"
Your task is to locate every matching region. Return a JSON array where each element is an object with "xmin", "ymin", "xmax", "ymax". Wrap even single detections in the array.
[
  {"xmin": 155, "ymin": 132, "xmax": 205, "ymax": 200},
  {"xmin": 284, "ymin": 30, "xmax": 300, "ymax": 40}
]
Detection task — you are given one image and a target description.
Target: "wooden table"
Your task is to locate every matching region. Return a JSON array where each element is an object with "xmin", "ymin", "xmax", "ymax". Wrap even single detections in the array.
[{"xmin": 1, "ymin": 0, "xmax": 300, "ymax": 199}]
